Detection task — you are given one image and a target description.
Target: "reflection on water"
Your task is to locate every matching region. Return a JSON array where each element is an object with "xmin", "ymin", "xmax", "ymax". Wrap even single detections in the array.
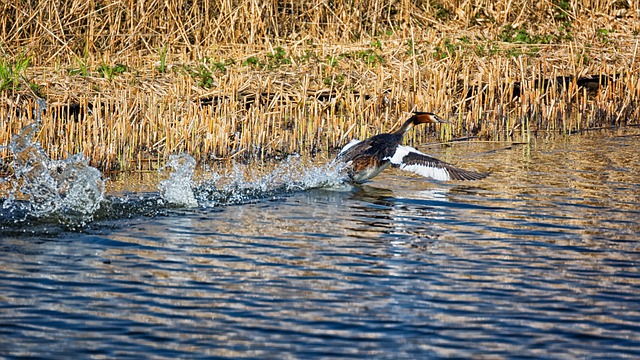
[{"xmin": 1, "ymin": 128, "xmax": 640, "ymax": 358}]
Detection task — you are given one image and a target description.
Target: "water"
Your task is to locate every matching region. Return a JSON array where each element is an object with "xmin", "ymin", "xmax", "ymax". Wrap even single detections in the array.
[{"xmin": 1, "ymin": 122, "xmax": 640, "ymax": 359}]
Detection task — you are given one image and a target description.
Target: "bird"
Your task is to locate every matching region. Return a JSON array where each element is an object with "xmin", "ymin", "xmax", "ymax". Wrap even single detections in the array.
[{"xmin": 334, "ymin": 112, "xmax": 488, "ymax": 183}]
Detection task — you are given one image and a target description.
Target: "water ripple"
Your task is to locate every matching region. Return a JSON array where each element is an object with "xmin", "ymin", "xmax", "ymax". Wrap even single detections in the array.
[{"xmin": 2, "ymin": 130, "xmax": 640, "ymax": 358}]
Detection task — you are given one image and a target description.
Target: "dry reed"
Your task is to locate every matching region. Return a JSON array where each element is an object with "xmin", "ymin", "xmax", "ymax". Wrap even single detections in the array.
[{"xmin": 1, "ymin": 0, "xmax": 639, "ymax": 171}]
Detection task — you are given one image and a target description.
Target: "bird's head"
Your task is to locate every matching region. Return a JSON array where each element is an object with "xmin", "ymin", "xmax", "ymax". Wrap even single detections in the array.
[
  {"xmin": 395, "ymin": 111, "xmax": 451, "ymax": 136},
  {"xmin": 411, "ymin": 112, "xmax": 449, "ymax": 125}
]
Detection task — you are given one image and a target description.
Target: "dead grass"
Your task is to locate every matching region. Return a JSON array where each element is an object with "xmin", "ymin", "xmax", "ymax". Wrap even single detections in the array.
[{"xmin": 0, "ymin": 0, "xmax": 639, "ymax": 171}]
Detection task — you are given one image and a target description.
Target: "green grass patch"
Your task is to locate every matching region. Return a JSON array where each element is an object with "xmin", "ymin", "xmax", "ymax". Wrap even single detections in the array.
[
  {"xmin": 156, "ymin": 45, "xmax": 168, "ymax": 73},
  {"xmin": 0, "ymin": 54, "xmax": 32, "ymax": 93},
  {"xmin": 96, "ymin": 63, "xmax": 128, "ymax": 80}
]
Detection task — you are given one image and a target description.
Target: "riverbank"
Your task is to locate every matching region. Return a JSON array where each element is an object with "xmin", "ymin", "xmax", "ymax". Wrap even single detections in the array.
[{"xmin": 1, "ymin": 1, "xmax": 639, "ymax": 171}]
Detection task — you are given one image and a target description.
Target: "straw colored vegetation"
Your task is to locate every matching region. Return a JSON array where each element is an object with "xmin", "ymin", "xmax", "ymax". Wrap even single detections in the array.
[{"xmin": 1, "ymin": 0, "xmax": 639, "ymax": 171}]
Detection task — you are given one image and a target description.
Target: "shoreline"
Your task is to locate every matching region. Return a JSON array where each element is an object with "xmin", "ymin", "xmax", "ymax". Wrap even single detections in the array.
[{"xmin": 1, "ymin": 1, "xmax": 639, "ymax": 171}]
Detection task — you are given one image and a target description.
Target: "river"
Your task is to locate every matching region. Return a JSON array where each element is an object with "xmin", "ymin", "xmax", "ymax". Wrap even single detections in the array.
[{"xmin": 1, "ymin": 126, "xmax": 639, "ymax": 359}]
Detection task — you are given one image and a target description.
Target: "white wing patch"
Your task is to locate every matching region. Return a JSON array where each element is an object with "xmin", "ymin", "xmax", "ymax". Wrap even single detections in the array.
[
  {"xmin": 384, "ymin": 145, "xmax": 414, "ymax": 165},
  {"xmin": 337, "ymin": 139, "xmax": 362, "ymax": 156},
  {"xmin": 398, "ymin": 163, "xmax": 451, "ymax": 181},
  {"xmin": 385, "ymin": 145, "xmax": 452, "ymax": 181}
]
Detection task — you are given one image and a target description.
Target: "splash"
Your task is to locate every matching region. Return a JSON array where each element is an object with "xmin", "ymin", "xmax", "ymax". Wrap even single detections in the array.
[
  {"xmin": 158, "ymin": 154, "xmax": 349, "ymax": 207},
  {"xmin": 1, "ymin": 103, "xmax": 105, "ymax": 227},
  {"xmin": 158, "ymin": 154, "xmax": 198, "ymax": 207},
  {"xmin": 1, "ymin": 106, "xmax": 349, "ymax": 233}
]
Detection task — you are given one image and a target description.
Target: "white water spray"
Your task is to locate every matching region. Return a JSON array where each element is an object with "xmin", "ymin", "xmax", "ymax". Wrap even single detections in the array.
[
  {"xmin": 158, "ymin": 154, "xmax": 198, "ymax": 207},
  {"xmin": 1, "ymin": 100, "xmax": 350, "ymax": 231},
  {"xmin": 158, "ymin": 153, "xmax": 349, "ymax": 207},
  {"xmin": 1, "ymin": 99, "xmax": 105, "ymax": 224}
]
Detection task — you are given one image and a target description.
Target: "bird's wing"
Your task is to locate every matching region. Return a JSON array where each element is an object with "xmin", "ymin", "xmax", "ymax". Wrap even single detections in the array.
[
  {"xmin": 337, "ymin": 139, "xmax": 362, "ymax": 157},
  {"xmin": 336, "ymin": 139, "xmax": 378, "ymax": 165},
  {"xmin": 386, "ymin": 145, "xmax": 487, "ymax": 181}
]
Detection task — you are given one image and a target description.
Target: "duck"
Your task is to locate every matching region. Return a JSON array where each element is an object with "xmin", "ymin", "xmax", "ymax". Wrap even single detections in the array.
[{"xmin": 334, "ymin": 112, "xmax": 488, "ymax": 183}]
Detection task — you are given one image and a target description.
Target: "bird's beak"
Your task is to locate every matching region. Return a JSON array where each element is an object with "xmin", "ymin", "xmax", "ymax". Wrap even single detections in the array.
[{"xmin": 430, "ymin": 114, "xmax": 450, "ymax": 124}]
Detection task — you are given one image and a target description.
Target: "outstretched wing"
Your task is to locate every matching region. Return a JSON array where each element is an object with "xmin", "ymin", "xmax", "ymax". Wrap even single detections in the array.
[{"xmin": 386, "ymin": 145, "xmax": 488, "ymax": 181}]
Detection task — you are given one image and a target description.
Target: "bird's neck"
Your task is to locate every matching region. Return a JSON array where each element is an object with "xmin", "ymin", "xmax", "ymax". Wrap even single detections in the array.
[{"xmin": 393, "ymin": 118, "xmax": 416, "ymax": 136}]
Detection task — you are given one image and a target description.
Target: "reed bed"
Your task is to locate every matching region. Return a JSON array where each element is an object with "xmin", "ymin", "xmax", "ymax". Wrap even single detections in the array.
[{"xmin": 1, "ymin": 0, "xmax": 639, "ymax": 171}]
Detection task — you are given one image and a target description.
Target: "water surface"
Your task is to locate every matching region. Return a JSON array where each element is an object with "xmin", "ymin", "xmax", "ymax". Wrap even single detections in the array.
[{"xmin": 1, "ymin": 128, "xmax": 640, "ymax": 359}]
